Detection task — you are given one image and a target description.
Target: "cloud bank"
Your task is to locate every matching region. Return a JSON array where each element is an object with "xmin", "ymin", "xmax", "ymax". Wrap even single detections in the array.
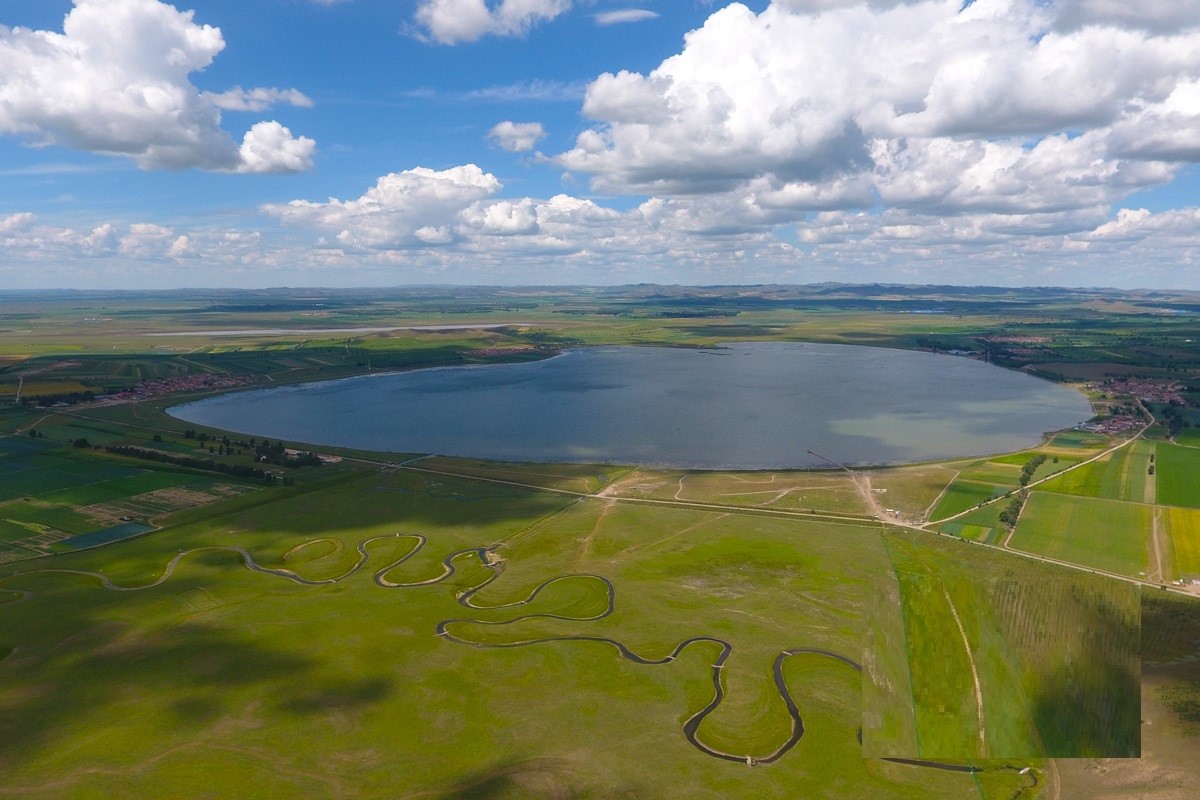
[{"xmin": 0, "ymin": 0, "xmax": 314, "ymax": 172}]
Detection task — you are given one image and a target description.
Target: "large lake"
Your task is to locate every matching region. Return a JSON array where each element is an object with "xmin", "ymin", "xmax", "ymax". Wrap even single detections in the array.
[{"xmin": 168, "ymin": 343, "xmax": 1093, "ymax": 469}]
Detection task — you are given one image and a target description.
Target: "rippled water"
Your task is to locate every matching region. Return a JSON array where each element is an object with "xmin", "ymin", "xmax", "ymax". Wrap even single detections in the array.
[{"xmin": 169, "ymin": 343, "xmax": 1093, "ymax": 469}]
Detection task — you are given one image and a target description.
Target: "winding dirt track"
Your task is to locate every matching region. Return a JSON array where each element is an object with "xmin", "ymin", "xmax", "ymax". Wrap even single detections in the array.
[{"xmin": 0, "ymin": 534, "xmax": 1039, "ymax": 786}]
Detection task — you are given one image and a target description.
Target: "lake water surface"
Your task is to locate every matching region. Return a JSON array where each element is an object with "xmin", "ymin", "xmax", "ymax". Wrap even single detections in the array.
[{"xmin": 168, "ymin": 343, "xmax": 1093, "ymax": 469}]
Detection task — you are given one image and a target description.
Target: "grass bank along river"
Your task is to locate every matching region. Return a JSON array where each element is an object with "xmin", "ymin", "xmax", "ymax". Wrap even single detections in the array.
[{"xmin": 169, "ymin": 342, "xmax": 1093, "ymax": 470}]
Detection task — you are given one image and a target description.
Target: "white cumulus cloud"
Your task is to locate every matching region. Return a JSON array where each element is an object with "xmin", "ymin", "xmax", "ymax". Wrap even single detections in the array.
[
  {"xmin": 238, "ymin": 121, "xmax": 316, "ymax": 174},
  {"xmin": 414, "ymin": 0, "xmax": 572, "ymax": 45},
  {"xmin": 556, "ymin": 0, "xmax": 1200, "ymax": 220},
  {"xmin": 0, "ymin": 212, "xmax": 35, "ymax": 233},
  {"xmin": 487, "ymin": 121, "xmax": 546, "ymax": 152},
  {"xmin": 264, "ymin": 164, "xmax": 502, "ymax": 247},
  {"xmin": 0, "ymin": 0, "xmax": 315, "ymax": 172}
]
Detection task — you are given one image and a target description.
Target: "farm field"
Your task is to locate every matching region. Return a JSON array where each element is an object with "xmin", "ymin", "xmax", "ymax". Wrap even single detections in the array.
[
  {"xmin": 929, "ymin": 480, "xmax": 1011, "ymax": 521},
  {"xmin": 1156, "ymin": 443, "xmax": 1200, "ymax": 509},
  {"xmin": 0, "ymin": 434, "xmax": 262, "ymax": 561},
  {"xmin": 1036, "ymin": 440, "xmax": 1154, "ymax": 502},
  {"xmin": 1007, "ymin": 493, "xmax": 1151, "ymax": 577},
  {"xmin": 870, "ymin": 532, "xmax": 1139, "ymax": 760},
  {"xmin": 1164, "ymin": 507, "xmax": 1200, "ymax": 581}
]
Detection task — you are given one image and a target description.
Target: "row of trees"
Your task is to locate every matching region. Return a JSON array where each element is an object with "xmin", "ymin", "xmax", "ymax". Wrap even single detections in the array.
[
  {"xmin": 105, "ymin": 445, "xmax": 278, "ymax": 484},
  {"xmin": 999, "ymin": 490, "xmax": 1028, "ymax": 528},
  {"xmin": 1019, "ymin": 455, "xmax": 1046, "ymax": 487}
]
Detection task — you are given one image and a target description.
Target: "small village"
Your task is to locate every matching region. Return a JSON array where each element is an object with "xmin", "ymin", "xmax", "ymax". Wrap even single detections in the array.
[{"xmin": 97, "ymin": 374, "xmax": 259, "ymax": 405}]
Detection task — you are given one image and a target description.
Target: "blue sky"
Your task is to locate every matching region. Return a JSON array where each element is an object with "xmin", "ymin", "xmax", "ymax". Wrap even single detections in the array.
[{"xmin": 2, "ymin": 0, "xmax": 1200, "ymax": 289}]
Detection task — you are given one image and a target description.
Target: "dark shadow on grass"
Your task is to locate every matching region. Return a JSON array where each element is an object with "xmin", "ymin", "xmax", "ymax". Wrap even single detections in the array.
[
  {"xmin": 428, "ymin": 759, "xmax": 614, "ymax": 800},
  {"xmin": 278, "ymin": 675, "xmax": 393, "ymax": 714},
  {"xmin": 0, "ymin": 615, "xmax": 317, "ymax": 774},
  {"xmin": 1028, "ymin": 588, "xmax": 1141, "ymax": 757},
  {"xmin": 1030, "ymin": 661, "xmax": 1140, "ymax": 757},
  {"xmin": 1142, "ymin": 591, "xmax": 1200, "ymax": 663}
]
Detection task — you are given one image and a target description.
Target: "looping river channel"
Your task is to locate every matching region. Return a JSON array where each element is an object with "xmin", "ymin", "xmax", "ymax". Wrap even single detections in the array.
[{"xmin": 169, "ymin": 342, "xmax": 1092, "ymax": 469}]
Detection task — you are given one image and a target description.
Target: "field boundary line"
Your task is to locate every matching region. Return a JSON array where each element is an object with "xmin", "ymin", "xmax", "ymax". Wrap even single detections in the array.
[{"xmin": 922, "ymin": 468, "xmax": 961, "ymax": 520}]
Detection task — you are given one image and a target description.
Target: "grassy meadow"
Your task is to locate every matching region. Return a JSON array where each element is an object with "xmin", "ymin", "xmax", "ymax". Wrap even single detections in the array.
[
  {"xmin": 6, "ymin": 285, "xmax": 1200, "ymax": 798},
  {"xmin": 870, "ymin": 532, "xmax": 1141, "ymax": 760},
  {"xmin": 0, "ymin": 464, "xmax": 1044, "ymax": 800}
]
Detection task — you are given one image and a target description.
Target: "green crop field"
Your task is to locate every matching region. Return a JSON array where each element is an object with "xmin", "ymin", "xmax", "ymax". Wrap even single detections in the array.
[
  {"xmin": 930, "ymin": 480, "xmax": 1011, "ymax": 521},
  {"xmin": 1037, "ymin": 441, "xmax": 1153, "ymax": 502},
  {"xmin": 1047, "ymin": 431, "xmax": 1110, "ymax": 450},
  {"xmin": 0, "ymin": 434, "xmax": 262, "ymax": 557},
  {"xmin": 1157, "ymin": 443, "xmax": 1200, "ymax": 509},
  {"xmin": 1008, "ymin": 493, "xmax": 1151, "ymax": 576},
  {"xmin": 1165, "ymin": 507, "xmax": 1200, "ymax": 580}
]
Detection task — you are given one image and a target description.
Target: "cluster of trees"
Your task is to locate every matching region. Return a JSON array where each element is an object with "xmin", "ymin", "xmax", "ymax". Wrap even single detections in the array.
[
  {"xmin": 1019, "ymin": 454, "xmax": 1046, "ymax": 487},
  {"xmin": 183, "ymin": 430, "xmax": 241, "ymax": 456},
  {"xmin": 999, "ymin": 490, "xmax": 1028, "ymax": 528},
  {"xmin": 104, "ymin": 445, "xmax": 277, "ymax": 484},
  {"xmin": 179, "ymin": 431, "xmax": 320, "ymax": 466},
  {"xmin": 252, "ymin": 439, "xmax": 322, "ymax": 467},
  {"xmin": 25, "ymin": 390, "xmax": 100, "ymax": 407},
  {"xmin": 1160, "ymin": 404, "xmax": 1191, "ymax": 438}
]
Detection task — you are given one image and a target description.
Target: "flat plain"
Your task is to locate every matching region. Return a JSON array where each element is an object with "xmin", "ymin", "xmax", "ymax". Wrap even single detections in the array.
[
  {"xmin": 3, "ymin": 285, "xmax": 1200, "ymax": 799},
  {"xmin": 1007, "ymin": 493, "xmax": 1151, "ymax": 576}
]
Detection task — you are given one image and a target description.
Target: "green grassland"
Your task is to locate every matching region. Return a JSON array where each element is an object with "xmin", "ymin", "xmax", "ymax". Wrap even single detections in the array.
[
  {"xmin": 1008, "ymin": 493, "xmax": 1151, "ymax": 576},
  {"xmin": 0, "ymin": 466, "xmax": 1043, "ymax": 800},
  {"xmin": 863, "ymin": 464, "xmax": 959, "ymax": 519},
  {"xmin": 1156, "ymin": 443, "xmax": 1200, "ymax": 509},
  {"xmin": 872, "ymin": 532, "xmax": 1140, "ymax": 760},
  {"xmin": 601, "ymin": 469, "xmax": 872, "ymax": 517},
  {"xmin": 414, "ymin": 457, "xmax": 633, "ymax": 495},
  {"xmin": 5, "ymin": 285, "xmax": 1200, "ymax": 798},
  {"xmin": 1046, "ymin": 431, "xmax": 1112, "ymax": 450}
]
